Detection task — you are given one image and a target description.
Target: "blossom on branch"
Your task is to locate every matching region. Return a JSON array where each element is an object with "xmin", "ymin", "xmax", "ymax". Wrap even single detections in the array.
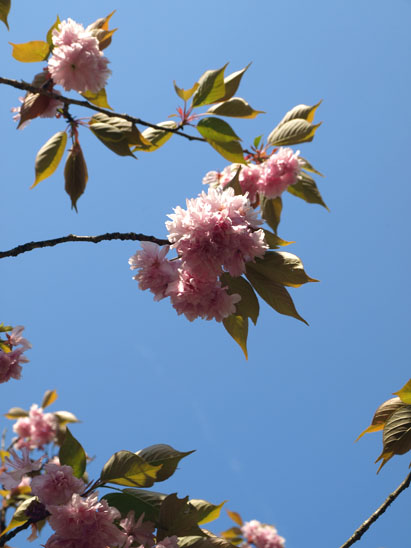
[
  {"xmin": 0, "ymin": 325, "xmax": 31, "ymax": 384},
  {"xmin": 241, "ymin": 520, "xmax": 285, "ymax": 548},
  {"xmin": 48, "ymin": 18, "xmax": 111, "ymax": 93},
  {"xmin": 31, "ymin": 463, "xmax": 85, "ymax": 506},
  {"xmin": 13, "ymin": 404, "xmax": 58, "ymax": 449},
  {"xmin": 0, "ymin": 447, "xmax": 43, "ymax": 490},
  {"xmin": 120, "ymin": 511, "xmax": 155, "ymax": 548},
  {"xmin": 258, "ymin": 148, "xmax": 302, "ymax": 199}
]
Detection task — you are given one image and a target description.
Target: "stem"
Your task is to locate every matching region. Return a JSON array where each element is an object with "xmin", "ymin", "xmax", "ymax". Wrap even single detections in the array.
[
  {"xmin": 0, "ymin": 232, "xmax": 169, "ymax": 260},
  {"xmin": 339, "ymin": 471, "xmax": 411, "ymax": 548},
  {"xmin": 0, "ymin": 76, "xmax": 206, "ymax": 143}
]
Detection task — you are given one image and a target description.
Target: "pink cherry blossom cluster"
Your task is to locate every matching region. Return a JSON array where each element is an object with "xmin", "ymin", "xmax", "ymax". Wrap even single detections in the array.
[
  {"xmin": 48, "ymin": 18, "xmax": 111, "ymax": 93},
  {"xmin": 203, "ymin": 147, "xmax": 302, "ymax": 203},
  {"xmin": 241, "ymin": 519, "xmax": 285, "ymax": 548},
  {"xmin": 130, "ymin": 187, "xmax": 268, "ymax": 322},
  {"xmin": 0, "ymin": 447, "xmax": 43, "ymax": 490},
  {"xmin": 0, "ymin": 326, "xmax": 31, "ymax": 384},
  {"xmin": 13, "ymin": 404, "xmax": 58, "ymax": 449}
]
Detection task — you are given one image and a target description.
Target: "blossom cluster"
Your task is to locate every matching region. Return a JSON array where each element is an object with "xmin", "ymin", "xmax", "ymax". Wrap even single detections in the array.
[
  {"xmin": 0, "ymin": 326, "xmax": 31, "ymax": 384},
  {"xmin": 203, "ymin": 147, "xmax": 303, "ymax": 203},
  {"xmin": 13, "ymin": 403, "xmax": 58, "ymax": 449},
  {"xmin": 129, "ymin": 187, "xmax": 268, "ymax": 322},
  {"xmin": 241, "ymin": 519, "xmax": 285, "ymax": 548}
]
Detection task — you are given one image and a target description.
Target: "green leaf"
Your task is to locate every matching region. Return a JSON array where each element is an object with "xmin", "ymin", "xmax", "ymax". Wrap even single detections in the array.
[
  {"xmin": 10, "ymin": 40, "xmax": 50, "ymax": 62},
  {"xmin": 356, "ymin": 397, "xmax": 404, "ymax": 441},
  {"xmin": 4, "ymin": 407, "xmax": 28, "ymax": 419},
  {"xmin": 178, "ymin": 535, "xmax": 234, "ymax": 548},
  {"xmin": 263, "ymin": 229, "xmax": 292, "ymax": 250},
  {"xmin": 46, "ymin": 15, "xmax": 61, "ymax": 48},
  {"xmin": 267, "ymin": 119, "xmax": 321, "ymax": 147},
  {"xmin": 53, "ymin": 410, "xmax": 80, "ymax": 425},
  {"xmin": 226, "ymin": 510, "xmax": 243, "ymax": 526},
  {"xmin": 276, "ymin": 101, "xmax": 322, "ymax": 126},
  {"xmin": 245, "ymin": 269, "xmax": 308, "ymax": 325},
  {"xmin": 157, "ymin": 494, "xmax": 203, "ymax": 540},
  {"xmin": 174, "ymin": 81, "xmax": 199, "ymax": 102},
  {"xmin": 0, "ymin": 497, "xmax": 36, "ymax": 537},
  {"xmin": 138, "ymin": 121, "xmax": 177, "ymax": 152},
  {"xmin": 59, "ymin": 428, "xmax": 86, "ymax": 478},
  {"xmin": 136, "ymin": 444, "xmax": 195, "ymax": 482},
  {"xmin": 219, "ymin": 63, "xmax": 251, "ymax": 102},
  {"xmin": 41, "ymin": 389, "xmax": 58, "ymax": 409},
  {"xmin": 207, "ymin": 98, "xmax": 264, "ymax": 119},
  {"xmin": 0, "ymin": 0, "xmax": 11, "ymax": 30},
  {"xmin": 220, "ymin": 274, "xmax": 259, "ymax": 325},
  {"xmin": 299, "ymin": 157, "xmax": 324, "ymax": 177},
  {"xmin": 287, "ymin": 172, "xmax": 328, "ymax": 209},
  {"xmin": 64, "ymin": 142, "xmax": 88, "ymax": 212},
  {"xmin": 81, "ymin": 88, "xmax": 112, "ymax": 109},
  {"xmin": 224, "ymin": 166, "xmax": 242, "ymax": 195},
  {"xmin": 253, "ymin": 135, "xmax": 263, "ymax": 149},
  {"xmin": 376, "ymin": 405, "xmax": 411, "ymax": 472},
  {"xmin": 247, "ymin": 251, "xmax": 318, "ymax": 288},
  {"xmin": 205, "ymin": 140, "xmax": 245, "ymax": 164},
  {"xmin": 223, "ymin": 314, "xmax": 248, "ymax": 360},
  {"xmin": 191, "ymin": 64, "xmax": 228, "ymax": 107},
  {"xmin": 394, "ymin": 379, "xmax": 411, "ymax": 404},
  {"xmin": 100, "ymin": 450, "xmax": 162, "ymax": 487},
  {"xmin": 260, "ymin": 196, "xmax": 282, "ymax": 234},
  {"xmin": 89, "ymin": 119, "xmax": 135, "ymax": 157},
  {"xmin": 103, "ymin": 488, "xmax": 167, "ymax": 521},
  {"xmin": 188, "ymin": 499, "xmax": 226, "ymax": 525},
  {"xmin": 197, "ymin": 117, "xmax": 241, "ymax": 143},
  {"xmin": 0, "ymin": 323, "xmax": 12, "ymax": 333},
  {"xmin": 32, "ymin": 131, "xmax": 67, "ymax": 188}
]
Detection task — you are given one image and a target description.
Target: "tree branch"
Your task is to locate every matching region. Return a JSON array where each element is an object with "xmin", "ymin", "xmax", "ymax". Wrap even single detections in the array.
[
  {"xmin": 0, "ymin": 232, "xmax": 169, "ymax": 259},
  {"xmin": 339, "ymin": 471, "xmax": 411, "ymax": 548},
  {"xmin": 0, "ymin": 76, "xmax": 206, "ymax": 143}
]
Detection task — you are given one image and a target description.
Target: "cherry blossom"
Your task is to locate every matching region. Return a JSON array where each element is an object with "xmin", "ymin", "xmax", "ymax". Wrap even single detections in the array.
[
  {"xmin": 13, "ymin": 404, "xmax": 58, "ymax": 449},
  {"xmin": 0, "ymin": 447, "xmax": 43, "ymax": 490},
  {"xmin": 31, "ymin": 463, "xmax": 85, "ymax": 506},
  {"xmin": 258, "ymin": 147, "xmax": 302, "ymax": 198},
  {"xmin": 241, "ymin": 520, "xmax": 285, "ymax": 548}
]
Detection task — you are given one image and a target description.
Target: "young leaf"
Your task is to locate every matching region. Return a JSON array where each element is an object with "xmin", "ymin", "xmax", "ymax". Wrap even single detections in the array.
[
  {"xmin": 220, "ymin": 273, "xmax": 259, "ymax": 325},
  {"xmin": 276, "ymin": 101, "xmax": 322, "ymax": 127},
  {"xmin": 41, "ymin": 389, "xmax": 58, "ymax": 409},
  {"xmin": 267, "ymin": 119, "xmax": 321, "ymax": 147},
  {"xmin": 64, "ymin": 142, "xmax": 88, "ymax": 211},
  {"xmin": 253, "ymin": 135, "xmax": 263, "ymax": 149},
  {"xmin": 188, "ymin": 499, "xmax": 226, "ymax": 525},
  {"xmin": 224, "ymin": 166, "xmax": 242, "ymax": 195},
  {"xmin": 0, "ymin": 496, "xmax": 36, "ymax": 537},
  {"xmin": 299, "ymin": 157, "xmax": 324, "ymax": 177},
  {"xmin": 260, "ymin": 196, "xmax": 282, "ymax": 234},
  {"xmin": 197, "ymin": 117, "xmax": 241, "ymax": 143},
  {"xmin": 59, "ymin": 428, "xmax": 87, "ymax": 478},
  {"xmin": 103, "ymin": 488, "xmax": 167, "ymax": 520},
  {"xmin": 247, "ymin": 251, "xmax": 318, "ymax": 288},
  {"xmin": 393, "ymin": 379, "xmax": 411, "ymax": 404},
  {"xmin": 32, "ymin": 131, "xmax": 67, "ymax": 188},
  {"xmin": 191, "ymin": 64, "xmax": 228, "ymax": 107},
  {"xmin": 157, "ymin": 494, "xmax": 203, "ymax": 540},
  {"xmin": 137, "ymin": 121, "xmax": 177, "ymax": 151},
  {"xmin": 100, "ymin": 450, "xmax": 162, "ymax": 487},
  {"xmin": 205, "ymin": 140, "xmax": 245, "ymax": 164},
  {"xmin": 262, "ymin": 229, "xmax": 292, "ymax": 249},
  {"xmin": 87, "ymin": 11, "xmax": 117, "ymax": 49},
  {"xmin": 287, "ymin": 172, "xmax": 328, "ymax": 209},
  {"xmin": 46, "ymin": 15, "xmax": 61, "ymax": 48},
  {"xmin": 87, "ymin": 10, "xmax": 116, "ymax": 31},
  {"xmin": 10, "ymin": 40, "xmax": 50, "ymax": 62},
  {"xmin": 219, "ymin": 63, "xmax": 251, "ymax": 102},
  {"xmin": 226, "ymin": 509, "xmax": 243, "ymax": 526},
  {"xmin": 223, "ymin": 314, "xmax": 248, "ymax": 360},
  {"xmin": 207, "ymin": 98, "xmax": 264, "ymax": 119},
  {"xmin": 135, "ymin": 444, "xmax": 195, "ymax": 482},
  {"xmin": 89, "ymin": 120, "xmax": 135, "ymax": 157},
  {"xmin": 81, "ymin": 88, "xmax": 112, "ymax": 109},
  {"xmin": 375, "ymin": 405, "xmax": 411, "ymax": 472},
  {"xmin": 173, "ymin": 81, "xmax": 199, "ymax": 102},
  {"xmin": 53, "ymin": 410, "xmax": 80, "ymax": 425},
  {"xmin": 0, "ymin": 0, "xmax": 11, "ymax": 30},
  {"xmin": 18, "ymin": 92, "xmax": 51, "ymax": 129},
  {"xmin": 4, "ymin": 407, "xmax": 28, "ymax": 419},
  {"xmin": 245, "ymin": 268, "xmax": 308, "ymax": 325},
  {"xmin": 356, "ymin": 397, "xmax": 404, "ymax": 441}
]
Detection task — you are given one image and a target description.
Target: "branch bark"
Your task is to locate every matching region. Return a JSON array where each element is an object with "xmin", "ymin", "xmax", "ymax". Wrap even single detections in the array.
[
  {"xmin": 339, "ymin": 471, "xmax": 411, "ymax": 548},
  {"xmin": 0, "ymin": 232, "xmax": 169, "ymax": 259},
  {"xmin": 0, "ymin": 76, "xmax": 206, "ymax": 143}
]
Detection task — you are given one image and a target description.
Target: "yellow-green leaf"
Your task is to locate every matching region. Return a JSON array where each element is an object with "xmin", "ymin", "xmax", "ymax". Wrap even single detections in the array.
[
  {"xmin": 81, "ymin": 88, "xmax": 112, "ymax": 109},
  {"xmin": 287, "ymin": 172, "xmax": 328, "ymax": 210},
  {"xmin": 87, "ymin": 10, "xmax": 116, "ymax": 31},
  {"xmin": 207, "ymin": 97, "xmax": 264, "ymax": 119},
  {"xmin": 219, "ymin": 63, "xmax": 251, "ymax": 102},
  {"xmin": 277, "ymin": 101, "xmax": 322, "ymax": 127},
  {"xmin": 10, "ymin": 40, "xmax": 50, "ymax": 62},
  {"xmin": 247, "ymin": 251, "xmax": 318, "ymax": 288},
  {"xmin": 100, "ymin": 450, "xmax": 163, "ymax": 487},
  {"xmin": 138, "ymin": 121, "xmax": 177, "ymax": 152},
  {"xmin": 206, "ymin": 139, "xmax": 245, "ymax": 164},
  {"xmin": 173, "ymin": 81, "xmax": 199, "ymax": 102},
  {"xmin": 188, "ymin": 499, "xmax": 226, "ymax": 525},
  {"xmin": 42, "ymin": 389, "xmax": 58, "ymax": 409},
  {"xmin": 226, "ymin": 509, "xmax": 243, "ymax": 526},
  {"xmin": 0, "ymin": 0, "xmax": 10, "ymax": 30},
  {"xmin": 191, "ymin": 63, "xmax": 228, "ymax": 107},
  {"xmin": 356, "ymin": 397, "xmax": 404, "ymax": 441},
  {"xmin": 0, "ymin": 497, "xmax": 36, "ymax": 537},
  {"xmin": 267, "ymin": 119, "xmax": 321, "ymax": 147},
  {"xmin": 4, "ymin": 407, "xmax": 28, "ymax": 419},
  {"xmin": 197, "ymin": 117, "xmax": 241, "ymax": 143},
  {"xmin": 46, "ymin": 15, "xmax": 61, "ymax": 48},
  {"xmin": 221, "ymin": 273, "xmax": 259, "ymax": 325},
  {"xmin": 263, "ymin": 229, "xmax": 293, "ymax": 249},
  {"xmin": 260, "ymin": 196, "xmax": 282, "ymax": 234},
  {"xmin": 53, "ymin": 410, "xmax": 80, "ymax": 425},
  {"xmin": 32, "ymin": 131, "xmax": 67, "ymax": 188},
  {"xmin": 394, "ymin": 379, "xmax": 411, "ymax": 404},
  {"xmin": 223, "ymin": 314, "xmax": 248, "ymax": 359}
]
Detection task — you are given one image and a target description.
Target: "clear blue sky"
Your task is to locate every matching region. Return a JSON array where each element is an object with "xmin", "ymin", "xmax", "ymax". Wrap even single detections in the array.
[{"xmin": 1, "ymin": 1, "xmax": 411, "ymax": 547}]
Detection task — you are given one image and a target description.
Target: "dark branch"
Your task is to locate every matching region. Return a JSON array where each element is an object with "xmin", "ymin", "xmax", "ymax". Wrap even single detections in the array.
[
  {"xmin": 339, "ymin": 471, "xmax": 411, "ymax": 548},
  {"xmin": 0, "ymin": 232, "xmax": 169, "ymax": 259},
  {"xmin": 0, "ymin": 76, "xmax": 206, "ymax": 143},
  {"xmin": 0, "ymin": 518, "xmax": 35, "ymax": 546}
]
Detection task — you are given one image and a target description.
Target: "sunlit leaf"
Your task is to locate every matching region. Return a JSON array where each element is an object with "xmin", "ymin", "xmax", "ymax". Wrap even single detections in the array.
[
  {"xmin": 197, "ymin": 117, "xmax": 241, "ymax": 143},
  {"xmin": 207, "ymin": 98, "xmax": 264, "ymax": 119},
  {"xmin": 375, "ymin": 405, "xmax": 411, "ymax": 472},
  {"xmin": 100, "ymin": 450, "xmax": 162, "ymax": 487},
  {"xmin": 136, "ymin": 444, "xmax": 195, "ymax": 482},
  {"xmin": 81, "ymin": 88, "xmax": 112, "ymax": 109},
  {"xmin": 226, "ymin": 510, "xmax": 243, "ymax": 526},
  {"xmin": 192, "ymin": 64, "xmax": 228, "ymax": 107},
  {"xmin": 394, "ymin": 379, "xmax": 411, "ymax": 404},
  {"xmin": 247, "ymin": 251, "xmax": 318, "ymax": 288},
  {"xmin": 287, "ymin": 172, "xmax": 328, "ymax": 209},
  {"xmin": 64, "ymin": 142, "xmax": 88, "ymax": 212},
  {"xmin": 90, "ymin": 28, "xmax": 117, "ymax": 50},
  {"xmin": 221, "ymin": 274, "xmax": 259, "ymax": 325},
  {"xmin": 53, "ymin": 410, "xmax": 80, "ymax": 424},
  {"xmin": 89, "ymin": 119, "xmax": 135, "ymax": 157},
  {"xmin": 178, "ymin": 535, "xmax": 234, "ymax": 548},
  {"xmin": 260, "ymin": 196, "xmax": 282, "ymax": 234},
  {"xmin": 356, "ymin": 397, "xmax": 405, "ymax": 441},
  {"xmin": 0, "ymin": 497, "xmax": 36, "ymax": 537},
  {"xmin": 0, "ymin": 0, "xmax": 10, "ymax": 30},
  {"xmin": 87, "ymin": 10, "xmax": 116, "ymax": 31},
  {"xmin": 267, "ymin": 119, "xmax": 321, "ymax": 147},
  {"xmin": 223, "ymin": 314, "xmax": 248, "ymax": 360},
  {"xmin": 41, "ymin": 389, "xmax": 58, "ymax": 409},
  {"xmin": 32, "ymin": 131, "xmax": 67, "ymax": 188},
  {"xmin": 59, "ymin": 428, "xmax": 86, "ymax": 478},
  {"xmin": 4, "ymin": 407, "xmax": 28, "ymax": 419},
  {"xmin": 137, "ymin": 121, "xmax": 177, "ymax": 152},
  {"xmin": 189, "ymin": 499, "xmax": 226, "ymax": 525},
  {"xmin": 174, "ymin": 81, "xmax": 199, "ymax": 102},
  {"xmin": 276, "ymin": 101, "xmax": 322, "ymax": 127},
  {"xmin": 205, "ymin": 140, "xmax": 245, "ymax": 164},
  {"xmin": 10, "ymin": 40, "xmax": 50, "ymax": 62},
  {"xmin": 299, "ymin": 157, "xmax": 324, "ymax": 177},
  {"xmin": 46, "ymin": 15, "xmax": 61, "ymax": 48},
  {"xmin": 263, "ymin": 229, "xmax": 292, "ymax": 250},
  {"xmin": 219, "ymin": 63, "xmax": 251, "ymax": 102},
  {"xmin": 103, "ymin": 488, "xmax": 167, "ymax": 521}
]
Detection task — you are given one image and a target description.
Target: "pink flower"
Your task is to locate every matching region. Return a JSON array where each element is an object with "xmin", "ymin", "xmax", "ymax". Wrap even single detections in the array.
[
  {"xmin": 220, "ymin": 164, "xmax": 262, "ymax": 204},
  {"xmin": 0, "ymin": 447, "xmax": 43, "ymax": 490},
  {"xmin": 31, "ymin": 463, "xmax": 84, "ymax": 506},
  {"xmin": 157, "ymin": 536, "xmax": 179, "ymax": 548},
  {"xmin": 48, "ymin": 18, "xmax": 111, "ymax": 93},
  {"xmin": 13, "ymin": 404, "xmax": 58, "ymax": 450},
  {"xmin": 166, "ymin": 187, "xmax": 267, "ymax": 280},
  {"xmin": 241, "ymin": 520, "xmax": 285, "ymax": 548},
  {"xmin": 129, "ymin": 243, "xmax": 180, "ymax": 301},
  {"xmin": 258, "ymin": 148, "xmax": 302, "ymax": 199},
  {"xmin": 46, "ymin": 492, "xmax": 126, "ymax": 548},
  {"xmin": 8, "ymin": 325, "xmax": 31, "ymax": 350},
  {"xmin": 167, "ymin": 270, "xmax": 241, "ymax": 322},
  {"xmin": 0, "ymin": 347, "xmax": 29, "ymax": 384},
  {"xmin": 120, "ymin": 511, "xmax": 155, "ymax": 548}
]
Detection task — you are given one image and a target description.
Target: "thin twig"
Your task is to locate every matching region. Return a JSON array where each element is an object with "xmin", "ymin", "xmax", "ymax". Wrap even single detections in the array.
[
  {"xmin": 0, "ymin": 76, "xmax": 206, "ymax": 143},
  {"xmin": 0, "ymin": 232, "xmax": 169, "ymax": 259},
  {"xmin": 0, "ymin": 518, "xmax": 34, "ymax": 546},
  {"xmin": 339, "ymin": 471, "xmax": 411, "ymax": 548}
]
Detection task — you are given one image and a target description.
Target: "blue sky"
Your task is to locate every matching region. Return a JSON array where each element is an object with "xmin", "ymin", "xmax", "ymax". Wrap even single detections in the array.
[{"xmin": 1, "ymin": 1, "xmax": 411, "ymax": 547}]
